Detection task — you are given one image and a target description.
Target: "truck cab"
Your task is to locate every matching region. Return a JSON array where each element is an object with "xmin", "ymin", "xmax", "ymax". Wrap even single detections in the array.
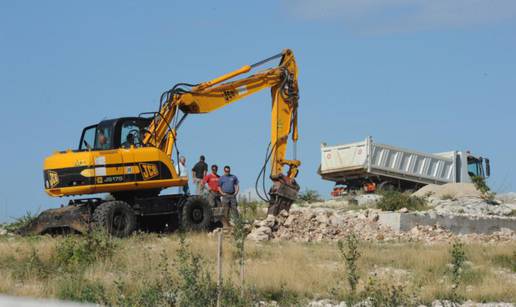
[{"xmin": 465, "ymin": 153, "xmax": 490, "ymax": 180}]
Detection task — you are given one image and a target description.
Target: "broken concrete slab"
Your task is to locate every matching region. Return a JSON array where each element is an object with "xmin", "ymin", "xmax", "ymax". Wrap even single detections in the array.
[{"xmin": 378, "ymin": 212, "xmax": 516, "ymax": 235}]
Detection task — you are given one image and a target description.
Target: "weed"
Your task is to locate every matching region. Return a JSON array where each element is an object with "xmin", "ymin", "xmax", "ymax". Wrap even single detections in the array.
[
  {"xmin": 232, "ymin": 212, "xmax": 247, "ymax": 297},
  {"xmin": 441, "ymin": 194, "xmax": 456, "ymax": 201},
  {"xmin": 4, "ymin": 211, "xmax": 37, "ymax": 232},
  {"xmin": 174, "ymin": 232, "xmax": 217, "ymax": 307},
  {"xmin": 298, "ymin": 189, "xmax": 323, "ymax": 204},
  {"xmin": 492, "ymin": 251, "xmax": 516, "ymax": 272},
  {"xmin": 450, "ymin": 240, "xmax": 466, "ymax": 302},
  {"xmin": 54, "ymin": 230, "xmax": 117, "ymax": 272},
  {"xmin": 11, "ymin": 247, "xmax": 51, "ymax": 280},
  {"xmin": 363, "ymin": 277, "xmax": 416, "ymax": 307},
  {"xmin": 376, "ymin": 191, "xmax": 429, "ymax": 211},
  {"xmin": 338, "ymin": 232, "xmax": 361, "ymax": 298},
  {"xmin": 56, "ymin": 275, "xmax": 107, "ymax": 304},
  {"xmin": 471, "ymin": 176, "xmax": 495, "ymax": 201}
]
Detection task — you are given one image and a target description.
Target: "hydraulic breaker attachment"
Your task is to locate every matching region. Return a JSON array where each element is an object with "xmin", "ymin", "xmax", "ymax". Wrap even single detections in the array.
[{"xmin": 267, "ymin": 174, "xmax": 300, "ymax": 216}]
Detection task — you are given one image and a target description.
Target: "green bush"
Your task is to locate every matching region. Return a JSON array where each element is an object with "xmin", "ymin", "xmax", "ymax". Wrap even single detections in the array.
[
  {"xmin": 298, "ymin": 189, "xmax": 323, "ymax": 204},
  {"xmin": 56, "ymin": 275, "xmax": 107, "ymax": 304},
  {"xmin": 338, "ymin": 233, "xmax": 361, "ymax": 296},
  {"xmin": 54, "ymin": 230, "xmax": 117, "ymax": 272},
  {"xmin": 449, "ymin": 240, "xmax": 466, "ymax": 302},
  {"xmin": 4, "ymin": 211, "xmax": 37, "ymax": 233},
  {"xmin": 363, "ymin": 277, "xmax": 416, "ymax": 307},
  {"xmin": 10, "ymin": 247, "xmax": 51, "ymax": 281},
  {"xmin": 471, "ymin": 176, "xmax": 495, "ymax": 201},
  {"xmin": 376, "ymin": 191, "xmax": 428, "ymax": 211},
  {"xmin": 174, "ymin": 232, "xmax": 217, "ymax": 307},
  {"xmin": 492, "ymin": 252, "xmax": 516, "ymax": 272}
]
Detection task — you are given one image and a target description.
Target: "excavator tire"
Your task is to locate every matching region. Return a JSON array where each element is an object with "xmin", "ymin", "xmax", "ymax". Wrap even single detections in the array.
[
  {"xmin": 181, "ymin": 196, "xmax": 212, "ymax": 231},
  {"xmin": 93, "ymin": 201, "xmax": 137, "ymax": 237}
]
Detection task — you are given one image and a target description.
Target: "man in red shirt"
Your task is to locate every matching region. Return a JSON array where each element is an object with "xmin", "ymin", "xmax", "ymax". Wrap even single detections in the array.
[{"xmin": 202, "ymin": 164, "xmax": 220, "ymax": 207}]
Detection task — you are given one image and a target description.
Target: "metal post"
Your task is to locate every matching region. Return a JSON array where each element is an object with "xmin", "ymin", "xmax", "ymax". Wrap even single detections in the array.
[{"xmin": 216, "ymin": 231, "xmax": 223, "ymax": 307}]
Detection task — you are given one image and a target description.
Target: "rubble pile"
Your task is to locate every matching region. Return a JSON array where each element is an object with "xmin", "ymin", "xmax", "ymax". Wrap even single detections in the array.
[{"xmin": 247, "ymin": 207, "xmax": 516, "ymax": 243}]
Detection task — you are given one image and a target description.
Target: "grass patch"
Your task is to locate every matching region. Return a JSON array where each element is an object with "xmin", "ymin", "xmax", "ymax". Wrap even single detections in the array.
[
  {"xmin": 492, "ymin": 252, "xmax": 516, "ymax": 272},
  {"xmin": 0, "ymin": 233, "xmax": 514, "ymax": 304}
]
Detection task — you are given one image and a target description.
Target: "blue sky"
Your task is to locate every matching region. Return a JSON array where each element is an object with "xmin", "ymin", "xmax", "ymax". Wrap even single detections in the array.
[{"xmin": 1, "ymin": 1, "xmax": 515, "ymax": 222}]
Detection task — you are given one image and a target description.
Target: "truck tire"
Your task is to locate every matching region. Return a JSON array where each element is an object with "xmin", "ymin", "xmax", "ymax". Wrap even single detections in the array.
[
  {"xmin": 182, "ymin": 196, "xmax": 212, "ymax": 231},
  {"xmin": 378, "ymin": 181, "xmax": 396, "ymax": 192},
  {"xmin": 93, "ymin": 201, "xmax": 137, "ymax": 237}
]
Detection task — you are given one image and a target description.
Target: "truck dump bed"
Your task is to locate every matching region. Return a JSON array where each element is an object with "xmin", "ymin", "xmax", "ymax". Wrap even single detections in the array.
[{"xmin": 320, "ymin": 137, "xmax": 457, "ymax": 186}]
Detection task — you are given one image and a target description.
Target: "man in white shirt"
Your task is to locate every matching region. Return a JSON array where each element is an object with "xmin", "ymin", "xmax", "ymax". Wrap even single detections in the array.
[{"xmin": 175, "ymin": 156, "xmax": 190, "ymax": 195}]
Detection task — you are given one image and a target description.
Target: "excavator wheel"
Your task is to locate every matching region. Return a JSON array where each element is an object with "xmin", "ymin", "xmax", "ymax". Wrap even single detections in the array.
[
  {"xmin": 93, "ymin": 201, "xmax": 137, "ymax": 237},
  {"xmin": 181, "ymin": 196, "xmax": 212, "ymax": 231}
]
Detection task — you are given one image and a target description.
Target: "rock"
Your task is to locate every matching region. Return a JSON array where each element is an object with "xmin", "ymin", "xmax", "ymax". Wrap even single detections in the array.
[
  {"xmin": 283, "ymin": 215, "xmax": 296, "ymax": 227},
  {"xmin": 0, "ymin": 227, "xmax": 7, "ymax": 236},
  {"xmin": 399, "ymin": 207, "xmax": 409, "ymax": 213},
  {"xmin": 329, "ymin": 215, "xmax": 346, "ymax": 226},
  {"xmin": 353, "ymin": 194, "xmax": 383, "ymax": 206},
  {"xmin": 260, "ymin": 215, "xmax": 276, "ymax": 228},
  {"xmin": 248, "ymin": 226, "xmax": 272, "ymax": 241},
  {"xmin": 316, "ymin": 213, "xmax": 330, "ymax": 224}
]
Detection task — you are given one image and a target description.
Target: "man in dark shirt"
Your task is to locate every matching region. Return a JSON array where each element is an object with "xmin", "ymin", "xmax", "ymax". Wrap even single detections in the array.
[
  {"xmin": 218, "ymin": 165, "xmax": 239, "ymax": 227},
  {"xmin": 191, "ymin": 155, "xmax": 208, "ymax": 195}
]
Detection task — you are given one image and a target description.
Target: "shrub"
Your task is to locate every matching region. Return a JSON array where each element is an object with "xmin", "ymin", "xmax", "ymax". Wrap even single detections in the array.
[
  {"xmin": 56, "ymin": 275, "xmax": 107, "ymax": 304},
  {"xmin": 337, "ymin": 232, "xmax": 361, "ymax": 298},
  {"xmin": 4, "ymin": 211, "xmax": 37, "ymax": 232},
  {"xmin": 298, "ymin": 189, "xmax": 323, "ymax": 204},
  {"xmin": 471, "ymin": 176, "xmax": 495, "ymax": 201},
  {"xmin": 492, "ymin": 251, "xmax": 516, "ymax": 272},
  {"xmin": 363, "ymin": 277, "xmax": 416, "ymax": 307},
  {"xmin": 376, "ymin": 191, "xmax": 428, "ymax": 211},
  {"xmin": 174, "ymin": 232, "xmax": 217, "ymax": 307},
  {"xmin": 54, "ymin": 230, "xmax": 117, "ymax": 272},
  {"xmin": 449, "ymin": 240, "xmax": 466, "ymax": 302},
  {"xmin": 10, "ymin": 247, "xmax": 51, "ymax": 281}
]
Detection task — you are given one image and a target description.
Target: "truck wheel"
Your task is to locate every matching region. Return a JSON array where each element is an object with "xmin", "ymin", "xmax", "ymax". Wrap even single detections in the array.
[
  {"xmin": 93, "ymin": 201, "xmax": 137, "ymax": 237},
  {"xmin": 378, "ymin": 181, "xmax": 396, "ymax": 192},
  {"xmin": 182, "ymin": 196, "xmax": 212, "ymax": 231}
]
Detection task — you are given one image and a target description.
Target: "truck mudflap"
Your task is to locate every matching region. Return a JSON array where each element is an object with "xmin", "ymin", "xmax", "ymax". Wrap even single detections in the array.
[
  {"xmin": 268, "ymin": 174, "xmax": 300, "ymax": 216},
  {"xmin": 19, "ymin": 199, "xmax": 101, "ymax": 235}
]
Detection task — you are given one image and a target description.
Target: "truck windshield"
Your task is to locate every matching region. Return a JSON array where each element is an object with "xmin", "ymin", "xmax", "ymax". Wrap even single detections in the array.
[{"xmin": 467, "ymin": 157, "xmax": 484, "ymax": 178}]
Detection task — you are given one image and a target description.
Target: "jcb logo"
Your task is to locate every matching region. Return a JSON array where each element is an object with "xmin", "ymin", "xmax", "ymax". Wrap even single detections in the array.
[
  {"xmin": 223, "ymin": 90, "xmax": 236, "ymax": 102},
  {"xmin": 140, "ymin": 163, "xmax": 159, "ymax": 180},
  {"xmin": 48, "ymin": 171, "xmax": 59, "ymax": 188}
]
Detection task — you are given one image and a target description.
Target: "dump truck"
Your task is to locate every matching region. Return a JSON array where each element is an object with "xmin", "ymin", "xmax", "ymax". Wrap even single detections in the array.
[{"xmin": 319, "ymin": 137, "xmax": 490, "ymax": 197}]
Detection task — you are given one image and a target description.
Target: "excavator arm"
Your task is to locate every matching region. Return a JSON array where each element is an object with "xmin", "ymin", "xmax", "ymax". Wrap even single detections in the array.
[{"xmin": 144, "ymin": 49, "xmax": 300, "ymax": 214}]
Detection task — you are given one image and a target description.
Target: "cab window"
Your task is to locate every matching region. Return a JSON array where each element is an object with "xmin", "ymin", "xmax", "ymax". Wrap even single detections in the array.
[
  {"xmin": 94, "ymin": 126, "xmax": 113, "ymax": 150},
  {"xmin": 120, "ymin": 120, "xmax": 142, "ymax": 149},
  {"xmin": 79, "ymin": 126, "xmax": 96, "ymax": 150},
  {"xmin": 467, "ymin": 158, "xmax": 483, "ymax": 178}
]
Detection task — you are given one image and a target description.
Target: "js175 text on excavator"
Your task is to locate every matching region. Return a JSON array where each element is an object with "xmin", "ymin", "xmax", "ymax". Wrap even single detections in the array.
[{"xmin": 22, "ymin": 49, "xmax": 301, "ymax": 237}]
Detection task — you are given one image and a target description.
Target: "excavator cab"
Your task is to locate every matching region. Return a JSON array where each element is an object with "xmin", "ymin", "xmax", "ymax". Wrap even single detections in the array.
[{"xmin": 78, "ymin": 117, "xmax": 151, "ymax": 151}]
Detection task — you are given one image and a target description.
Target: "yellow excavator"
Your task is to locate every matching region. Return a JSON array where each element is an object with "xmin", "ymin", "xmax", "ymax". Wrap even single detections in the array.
[{"xmin": 23, "ymin": 49, "xmax": 300, "ymax": 236}]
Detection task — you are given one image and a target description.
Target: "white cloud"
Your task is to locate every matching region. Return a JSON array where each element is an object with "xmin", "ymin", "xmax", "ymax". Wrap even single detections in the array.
[{"xmin": 287, "ymin": 0, "xmax": 516, "ymax": 33}]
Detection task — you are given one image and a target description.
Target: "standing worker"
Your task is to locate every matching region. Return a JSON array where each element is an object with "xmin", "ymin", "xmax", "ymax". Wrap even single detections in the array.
[
  {"xmin": 218, "ymin": 165, "xmax": 239, "ymax": 227},
  {"xmin": 202, "ymin": 164, "xmax": 221, "ymax": 207},
  {"xmin": 175, "ymin": 156, "xmax": 190, "ymax": 195},
  {"xmin": 191, "ymin": 155, "xmax": 208, "ymax": 195}
]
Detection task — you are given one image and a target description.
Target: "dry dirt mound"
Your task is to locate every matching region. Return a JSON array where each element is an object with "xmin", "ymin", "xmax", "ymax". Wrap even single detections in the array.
[{"xmin": 412, "ymin": 183, "xmax": 482, "ymax": 199}]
